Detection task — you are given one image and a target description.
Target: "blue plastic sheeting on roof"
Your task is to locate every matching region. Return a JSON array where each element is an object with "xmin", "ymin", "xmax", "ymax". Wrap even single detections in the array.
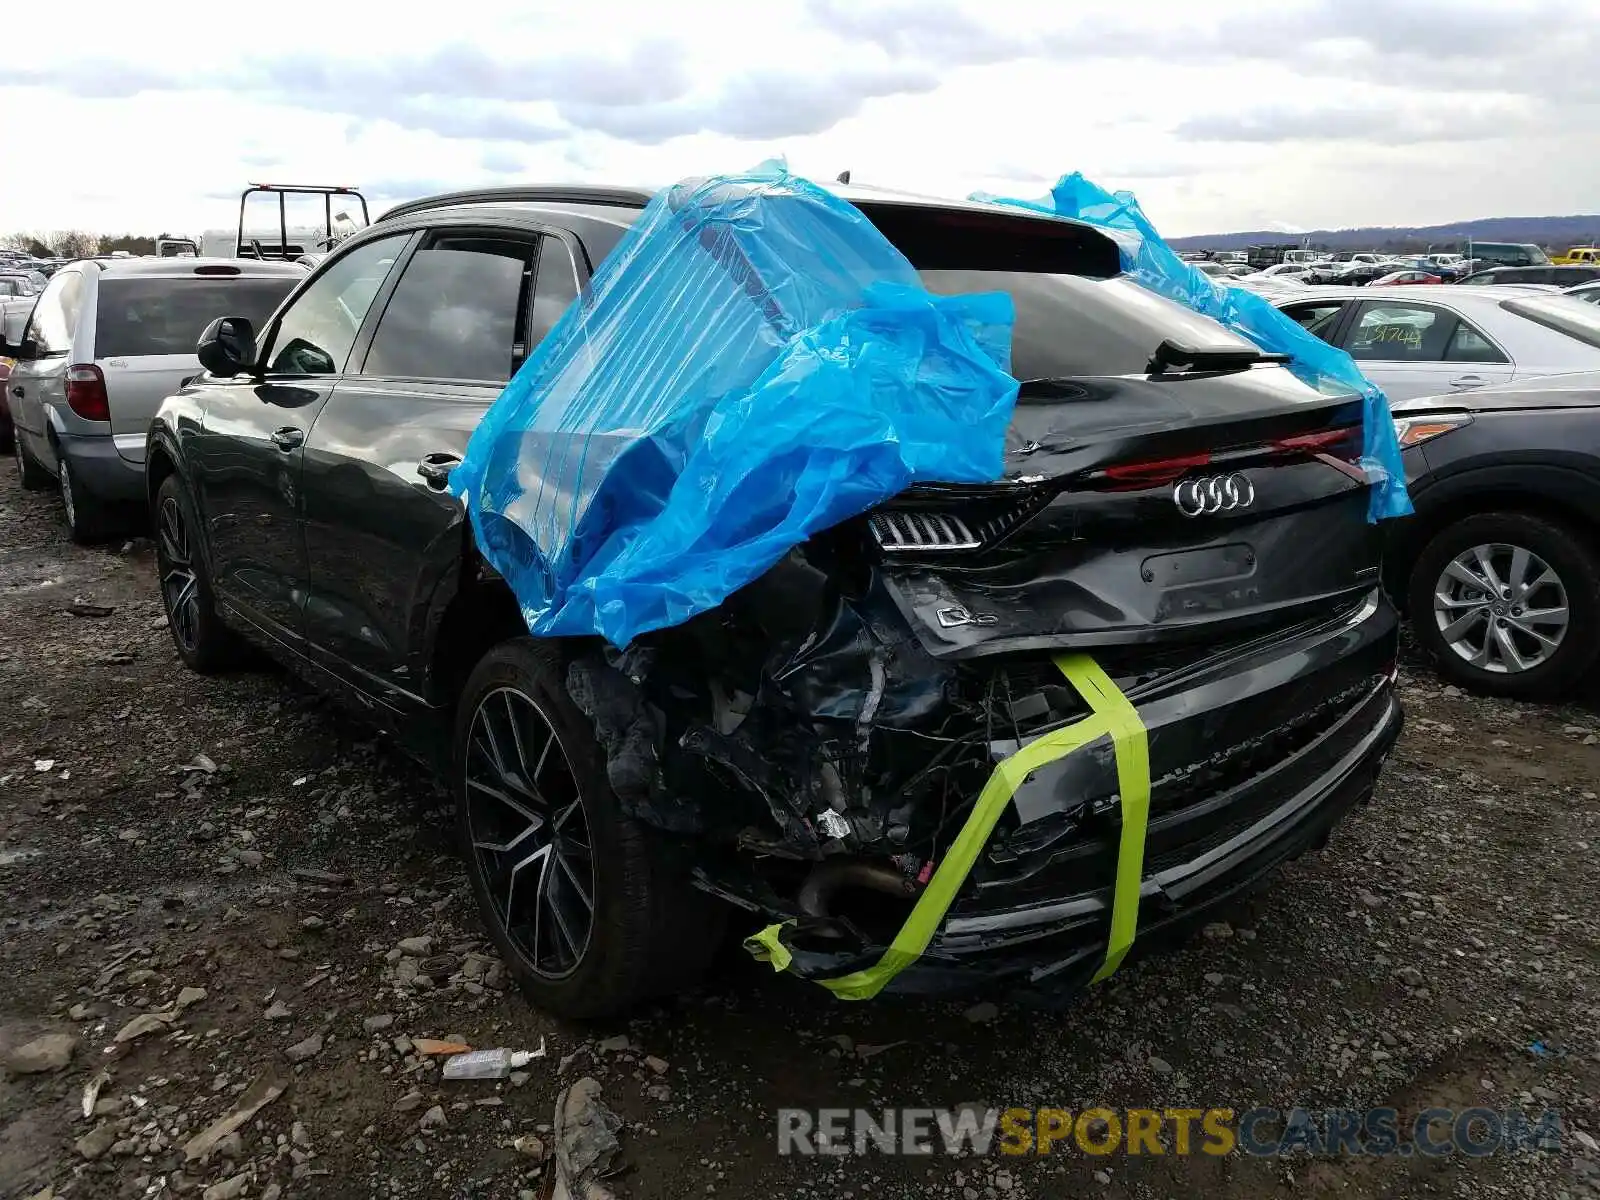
[
  {"xmin": 451, "ymin": 162, "xmax": 1020, "ymax": 649},
  {"xmin": 974, "ymin": 173, "xmax": 1412, "ymax": 522}
]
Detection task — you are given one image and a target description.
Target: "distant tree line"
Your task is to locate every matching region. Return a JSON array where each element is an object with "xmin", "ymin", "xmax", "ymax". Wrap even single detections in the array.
[{"xmin": 2, "ymin": 231, "xmax": 158, "ymax": 258}]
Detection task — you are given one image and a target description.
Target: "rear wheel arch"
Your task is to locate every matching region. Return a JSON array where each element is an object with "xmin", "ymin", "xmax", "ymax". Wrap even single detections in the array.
[
  {"xmin": 145, "ymin": 440, "xmax": 179, "ymax": 511},
  {"xmin": 1386, "ymin": 472, "xmax": 1600, "ymax": 612},
  {"xmin": 421, "ymin": 544, "xmax": 606, "ymax": 711}
]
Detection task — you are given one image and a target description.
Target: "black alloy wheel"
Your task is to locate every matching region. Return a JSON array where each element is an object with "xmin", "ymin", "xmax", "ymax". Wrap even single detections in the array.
[
  {"xmin": 154, "ymin": 474, "xmax": 243, "ymax": 673},
  {"xmin": 158, "ymin": 491, "xmax": 201, "ymax": 656},
  {"xmin": 462, "ymin": 686, "xmax": 597, "ymax": 979},
  {"xmin": 453, "ymin": 639, "xmax": 724, "ymax": 1018}
]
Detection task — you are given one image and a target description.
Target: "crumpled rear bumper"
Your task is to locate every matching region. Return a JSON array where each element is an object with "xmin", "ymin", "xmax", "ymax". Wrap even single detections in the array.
[{"xmin": 776, "ymin": 591, "xmax": 1402, "ymax": 999}]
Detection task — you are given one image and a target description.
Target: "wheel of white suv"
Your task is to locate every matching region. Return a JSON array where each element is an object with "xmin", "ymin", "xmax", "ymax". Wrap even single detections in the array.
[
  {"xmin": 14, "ymin": 434, "xmax": 51, "ymax": 490},
  {"xmin": 155, "ymin": 474, "xmax": 245, "ymax": 673},
  {"xmin": 453, "ymin": 638, "xmax": 723, "ymax": 1018},
  {"xmin": 1408, "ymin": 511, "xmax": 1600, "ymax": 701},
  {"xmin": 59, "ymin": 457, "xmax": 108, "ymax": 544}
]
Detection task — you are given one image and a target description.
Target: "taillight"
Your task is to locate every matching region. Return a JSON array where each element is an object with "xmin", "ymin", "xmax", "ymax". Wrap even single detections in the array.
[
  {"xmin": 1082, "ymin": 425, "xmax": 1364, "ymax": 492},
  {"xmin": 1270, "ymin": 427, "xmax": 1359, "ymax": 457},
  {"xmin": 65, "ymin": 364, "xmax": 110, "ymax": 422},
  {"xmin": 1098, "ymin": 452, "xmax": 1212, "ymax": 490}
]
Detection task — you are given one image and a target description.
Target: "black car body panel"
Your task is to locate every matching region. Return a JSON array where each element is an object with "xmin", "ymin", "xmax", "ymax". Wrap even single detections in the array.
[
  {"xmin": 1382, "ymin": 375, "xmax": 1600, "ymax": 603},
  {"xmin": 146, "ymin": 184, "xmax": 1403, "ymax": 999}
]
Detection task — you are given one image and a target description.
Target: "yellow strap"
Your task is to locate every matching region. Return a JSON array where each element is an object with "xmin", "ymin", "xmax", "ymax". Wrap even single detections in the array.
[
  {"xmin": 742, "ymin": 921, "xmax": 794, "ymax": 972},
  {"xmin": 744, "ymin": 653, "xmax": 1150, "ymax": 998}
]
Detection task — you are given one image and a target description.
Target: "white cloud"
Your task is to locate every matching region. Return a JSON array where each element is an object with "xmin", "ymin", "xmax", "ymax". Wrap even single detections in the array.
[{"xmin": 1, "ymin": 0, "xmax": 1596, "ymax": 238}]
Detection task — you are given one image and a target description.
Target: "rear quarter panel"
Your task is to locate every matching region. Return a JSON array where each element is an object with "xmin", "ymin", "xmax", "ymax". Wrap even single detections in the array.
[{"xmin": 97, "ymin": 354, "xmax": 200, "ymax": 460}]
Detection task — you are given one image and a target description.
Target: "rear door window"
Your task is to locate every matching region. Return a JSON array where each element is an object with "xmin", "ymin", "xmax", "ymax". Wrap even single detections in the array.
[
  {"xmin": 94, "ymin": 277, "xmax": 298, "ymax": 358},
  {"xmin": 1281, "ymin": 300, "xmax": 1347, "ymax": 341},
  {"xmin": 22, "ymin": 269, "xmax": 82, "ymax": 355},
  {"xmin": 1344, "ymin": 302, "xmax": 1452, "ymax": 361},
  {"xmin": 1443, "ymin": 320, "xmax": 1509, "ymax": 363},
  {"xmin": 361, "ymin": 235, "xmax": 537, "ymax": 382},
  {"xmin": 528, "ymin": 238, "xmax": 579, "ymax": 354}
]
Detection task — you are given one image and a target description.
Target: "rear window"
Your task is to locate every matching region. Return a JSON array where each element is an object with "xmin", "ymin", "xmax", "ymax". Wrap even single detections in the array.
[
  {"xmin": 1500, "ymin": 296, "xmax": 1600, "ymax": 350},
  {"xmin": 95, "ymin": 276, "xmax": 297, "ymax": 358},
  {"xmin": 917, "ymin": 271, "xmax": 1255, "ymax": 378}
]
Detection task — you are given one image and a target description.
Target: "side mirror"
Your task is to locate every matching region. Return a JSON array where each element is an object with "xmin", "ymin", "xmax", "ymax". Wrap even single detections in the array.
[{"xmin": 197, "ymin": 316, "xmax": 257, "ymax": 378}]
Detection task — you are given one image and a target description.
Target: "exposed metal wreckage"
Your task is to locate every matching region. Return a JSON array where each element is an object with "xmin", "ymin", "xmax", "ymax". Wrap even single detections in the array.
[
  {"xmin": 563, "ymin": 515, "xmax": 1403, "ymax": 1000},
  {"xmin": 565, "ymin": 545, "xmax": 990, "ymax": 935}
]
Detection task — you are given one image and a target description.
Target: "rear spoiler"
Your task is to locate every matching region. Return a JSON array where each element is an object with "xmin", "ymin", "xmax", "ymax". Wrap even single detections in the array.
[{"xmin": 1145, "ymin": 340, "xmax": 1290, "ymax": 378}]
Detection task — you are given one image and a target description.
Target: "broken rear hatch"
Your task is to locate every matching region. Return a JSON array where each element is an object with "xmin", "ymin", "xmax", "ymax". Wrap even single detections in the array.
[{"xmin": 858, "ymin": 262, "xmax": 1380, "ymax": 659}]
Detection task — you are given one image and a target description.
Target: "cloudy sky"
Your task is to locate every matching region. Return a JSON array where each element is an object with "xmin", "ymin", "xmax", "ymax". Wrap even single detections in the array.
[{"xmin": 2, "ymin": 0, "xmax": 1596, "ymax": 239}]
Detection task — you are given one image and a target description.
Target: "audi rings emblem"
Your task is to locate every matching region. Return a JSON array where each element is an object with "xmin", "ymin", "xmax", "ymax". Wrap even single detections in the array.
[{"xmin": 1173, "ymin": 473, "xmax": 1255, "ymax": 517}]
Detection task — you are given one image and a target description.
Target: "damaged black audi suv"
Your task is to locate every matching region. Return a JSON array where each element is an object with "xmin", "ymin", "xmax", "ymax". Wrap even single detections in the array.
[{"xmin": 146, "ymin": 183, "xmax": 1403, "ymax": 1016}]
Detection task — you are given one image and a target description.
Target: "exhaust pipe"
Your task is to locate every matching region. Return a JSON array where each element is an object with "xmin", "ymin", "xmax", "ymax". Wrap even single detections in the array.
[{"xmin": 798, "ymin": 860, "xmax": 917, "ymax": 921}]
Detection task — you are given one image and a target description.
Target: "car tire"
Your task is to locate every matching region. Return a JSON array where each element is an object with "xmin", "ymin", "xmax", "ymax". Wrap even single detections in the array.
[
  {"xmin": 14, "ymin": 434, "xmax": 51, "ymax": 490},
  {"xmin": 59, "ymin": 456, "xmax": 109, "ymax": 544},
  {"xmin": 155, "ymin": 474, "xmax": 245, "ymax": 673},
  {"xmin": 1407, "ymin": 511, "xmax": 1600, "ymax": 702},
  {"xmin": 453, "ymin": 637, "xmax": 724, "ymax": 1018}
]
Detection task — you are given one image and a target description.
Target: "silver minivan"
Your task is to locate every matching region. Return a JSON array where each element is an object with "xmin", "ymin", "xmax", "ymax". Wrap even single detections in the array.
[{"xmin": 5, "ymin": 258, "xmax": 303, "ymax": 540}]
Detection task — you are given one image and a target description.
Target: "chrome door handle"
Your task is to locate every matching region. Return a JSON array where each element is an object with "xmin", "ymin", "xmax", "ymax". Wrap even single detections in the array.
[
  {"xmin": 417, "ymin": 452, "xmax": 461, "ymax": 489},
  {"xmin": 1448, "ymin": 374, "xmax": 1485, "ymax": 390},
  {"xmin": 270, "ymin": 426, "xmax": 304, "ymax": 450}
]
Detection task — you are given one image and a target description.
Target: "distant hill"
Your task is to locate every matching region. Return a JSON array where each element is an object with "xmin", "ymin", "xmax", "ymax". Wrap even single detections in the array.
[{"xmin": 1168, "ymin": 214, "xmax": 1600, "ymax": 254}]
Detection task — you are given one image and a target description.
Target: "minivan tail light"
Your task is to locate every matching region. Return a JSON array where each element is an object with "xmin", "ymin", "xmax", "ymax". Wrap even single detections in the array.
[{"xmin": 65, "ymin": 364, "xmax": 110, "ymax": 422}]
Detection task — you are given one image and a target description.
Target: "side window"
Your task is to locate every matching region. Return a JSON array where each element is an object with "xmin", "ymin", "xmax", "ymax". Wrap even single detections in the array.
[
  {"xmin": 1283, "ymin": 302, "xmax": 1345, "ymax": 343},
  {"xmin": 362, "ymin": 235, "xmax": 535, "ymax": 382},
  {"xmin": 23, "ymin": 270, "xmax": 82, "ymax": 355},
  {"xmin": 1444, "ymin": 319, "xmax": 1509, "ymax": 363},
  {"xmin": 264, "ymin": 234, "xmax": 408, "ymax": 376},
  {"xmin": 528, "ymin": 237, "xmax": 579, "ymax": 353},
  {"xmin": 1345, "ymin": 302, "xmax": 1451, "ymax": 362}
]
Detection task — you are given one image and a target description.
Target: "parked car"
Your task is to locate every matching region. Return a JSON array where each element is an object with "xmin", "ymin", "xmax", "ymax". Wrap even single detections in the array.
[
  {"xmin": 0, "ymin": 312, "xmax": 23, "ymax": 454},
  {"xmin": 1383, "ymin": 372, "xmax": 1600, "ymax": 700},
  {"xmin": 1252, "ymin": 263, "xmax": 1312, "ymax": 278},
  {"xmin": 0, "ymin": 273, "xmax": 39, "ymax": 299},
  {"xmin": 1464, "ymin": 242, "xmax": 1550, "ymax": 268},
  {"xmin": 1370, "ymin": 270, "xmax": 1442, "ymax": 287},
  {"xmin": 146, "ymin": 183, "xmax": 1404, "ymax": 1017},
  {"xmin": 1457, "ymin": 265, "xmax": 1600, "ymax": 288},
  {"xmin": 1304, "ymin": 261, "xmax": 1388, "ymax": 285},
  {"xmin": 3, "ymin": 258, "xmax": 303, "ymax": 541},
  {"xmin": 1274, "ymin": 285, "xmax": 1600, "ymax": 400},
  {"xmin": 1552, "ymin": 247, "xmax": 1600, "ymax": 266}
]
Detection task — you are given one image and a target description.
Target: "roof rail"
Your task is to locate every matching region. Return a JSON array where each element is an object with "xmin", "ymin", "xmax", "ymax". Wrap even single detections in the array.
[{"xmin": 376, "ymin": 185, "xmax": 656, "ymax": 224}]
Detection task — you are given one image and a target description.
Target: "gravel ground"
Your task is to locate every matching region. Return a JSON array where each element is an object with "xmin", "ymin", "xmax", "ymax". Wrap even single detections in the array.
[{"xmin": 3, "ymin": 454, "xmax": 1600, "ymax": 1200}]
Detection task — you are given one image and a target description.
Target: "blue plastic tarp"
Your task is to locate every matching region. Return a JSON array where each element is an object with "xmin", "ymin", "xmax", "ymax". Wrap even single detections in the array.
[
  {"xmin": 451, "ymin": 161, "xmax": 1019, "ymax": 649},
  {"xmin": 974, "ymin": 173, "xmax": 1412, "ymax": 523}
]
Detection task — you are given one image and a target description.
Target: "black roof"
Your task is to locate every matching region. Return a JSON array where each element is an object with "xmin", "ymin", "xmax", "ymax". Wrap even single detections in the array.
[{"xmin": 377, "ymin": 186, "xmax": 653, "ymax": 225}]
